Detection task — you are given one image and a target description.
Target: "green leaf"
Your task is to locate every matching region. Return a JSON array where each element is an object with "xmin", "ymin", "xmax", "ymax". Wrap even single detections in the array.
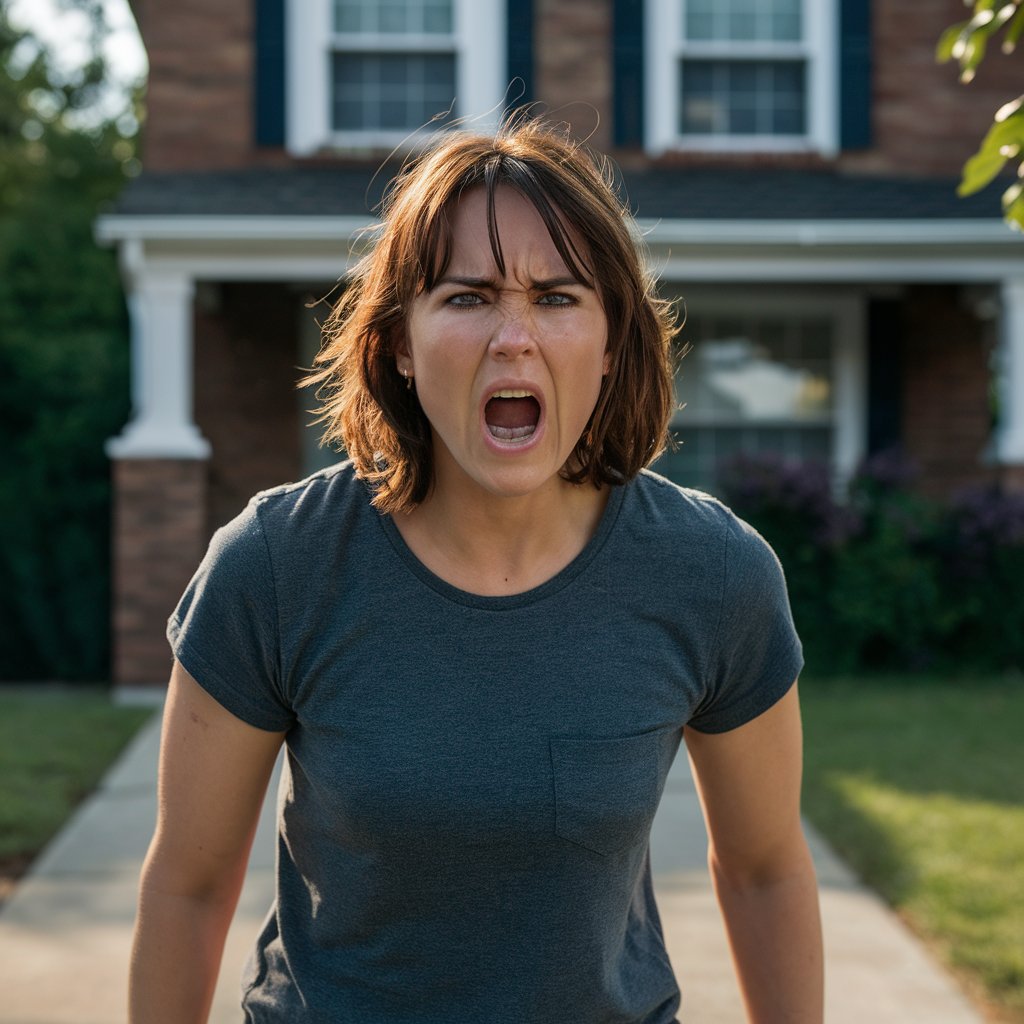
[
  {"xmin": 959, "ymin": 149, "xmax": 1008, "ymax": 195},
  {"xmin": 937, "ymin": 22, "xmax": 969, "ymax": 61},
  {"xmin": 1001, "ymin": 187, "xmax": 1024, "ymax": 229},
  {"xmin": 1002, "ymin": 4, "xmax": 1024, "ymax": 49},
  {"xmin": 996, "ymin": 94, "xmax": 1024, "ymax": 120}
]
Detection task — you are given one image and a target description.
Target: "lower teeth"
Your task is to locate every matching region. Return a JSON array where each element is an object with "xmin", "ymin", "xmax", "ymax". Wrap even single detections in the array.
[{"xmin": 488, "ymin": 424, "xmax": 536, "ymax": 440}]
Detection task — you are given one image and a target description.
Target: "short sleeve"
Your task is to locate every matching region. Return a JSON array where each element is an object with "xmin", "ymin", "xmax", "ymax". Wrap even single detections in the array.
[
  {"xmin": 167, "ymin": 498, "xmax": 295, "ymax": 732},
  {"xmin": 687, "ymin": 515, "xmax": 804, "ymax": 734}
]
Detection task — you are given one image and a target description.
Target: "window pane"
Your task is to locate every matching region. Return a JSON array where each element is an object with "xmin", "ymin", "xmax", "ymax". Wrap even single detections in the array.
[
  {"xmin": 331, "ymin": 52, "xmax": 456, "ymax": 131},
  {"xmin": 675, "ymin": 314, "xmax": 833, "ymax": 421},
  {"xmin": 334, "ymin": 0, "xmax": 453, "ymax": 34},
  {"xmin": 684, "ymin": 0, "xmax": 801, "ymax": 42},
  {"xmin": 680, "ymin": 59, "xmax": 806, "ymax": 135}
]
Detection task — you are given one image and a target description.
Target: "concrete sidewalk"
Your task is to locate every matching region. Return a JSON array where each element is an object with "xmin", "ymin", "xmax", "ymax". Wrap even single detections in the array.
[{"xmin": 0, "ymin": 711, "xmax": 984, "ymax": 1024}]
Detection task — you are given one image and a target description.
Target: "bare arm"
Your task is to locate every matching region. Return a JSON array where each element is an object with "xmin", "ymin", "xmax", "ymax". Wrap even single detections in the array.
[
  {"xmin": 685, "ymin": 683, "xmax": 823, "ymax": 1024},
  {"xmin": 129, "ymin": 660, "xmax": 286, "ymax": 1024}
]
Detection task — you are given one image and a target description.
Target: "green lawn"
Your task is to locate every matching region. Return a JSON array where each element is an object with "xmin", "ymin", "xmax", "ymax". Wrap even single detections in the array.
[
  {"xmin": 800, "ymin": 676, "xmax": 1024, "ymax": 1022},
  {"xmin": 0, "ymin": 688, "xmax": 152, "ymax": 864}
]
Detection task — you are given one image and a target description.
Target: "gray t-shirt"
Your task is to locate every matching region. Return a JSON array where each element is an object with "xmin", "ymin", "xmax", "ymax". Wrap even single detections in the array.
[{"xmin": 168, "ymin": 462, "xmax": 803, "ymax": 1023}]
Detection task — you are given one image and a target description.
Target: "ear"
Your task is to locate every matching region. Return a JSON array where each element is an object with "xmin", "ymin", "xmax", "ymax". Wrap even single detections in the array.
[
  {"xmin": 602, "ymin": 348, "xmax": 612, "ymax": 376},
  {"xmin": 393, "ymin": 332, "xmax": 413, "ymax": 376}
]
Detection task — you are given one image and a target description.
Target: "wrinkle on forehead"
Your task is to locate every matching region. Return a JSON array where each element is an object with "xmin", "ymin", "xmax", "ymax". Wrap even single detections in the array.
[{"xmin": 421, "ymin": 182, "xmax": 595, "ymax": 293}]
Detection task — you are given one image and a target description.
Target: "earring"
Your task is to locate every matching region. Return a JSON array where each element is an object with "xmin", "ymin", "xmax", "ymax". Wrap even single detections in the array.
[{"xmin": 403, "ymin": 369, "xmax": 413, "ymax": 391}]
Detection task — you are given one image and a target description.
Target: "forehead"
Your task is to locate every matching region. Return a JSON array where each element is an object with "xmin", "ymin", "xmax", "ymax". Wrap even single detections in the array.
[{"xmin": 438, "ymin": 184, "xmax": 592, "ymax": 283}]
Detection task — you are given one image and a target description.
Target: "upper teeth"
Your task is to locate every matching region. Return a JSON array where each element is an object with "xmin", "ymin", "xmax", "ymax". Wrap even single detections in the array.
[{"xmin": 491, "ymin": 389, "xmax": 533, "ymax": 399}]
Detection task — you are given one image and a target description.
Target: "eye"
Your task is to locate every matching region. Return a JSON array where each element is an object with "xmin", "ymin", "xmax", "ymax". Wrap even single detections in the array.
[
  {"xmin": 536, "ymin": 292, "xmax": 577, "ymax": 307},
  {"xmin": 446, "ymin": 292, "xmax": 485, "ymax": 307}
]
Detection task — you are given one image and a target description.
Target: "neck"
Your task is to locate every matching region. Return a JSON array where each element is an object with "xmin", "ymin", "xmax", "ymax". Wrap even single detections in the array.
[{"xmin": 392, "ymin": 474, "xmax": 610, "ymax": 597}]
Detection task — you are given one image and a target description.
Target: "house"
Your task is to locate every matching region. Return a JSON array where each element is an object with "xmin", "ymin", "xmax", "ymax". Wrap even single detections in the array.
[{"xmin": 98, "ymin": 0, "xmax": 1024, "ymax": 693}]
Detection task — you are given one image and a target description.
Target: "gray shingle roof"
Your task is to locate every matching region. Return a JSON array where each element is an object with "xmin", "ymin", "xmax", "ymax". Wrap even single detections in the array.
[{"xmin": 104, "ymin": 164, "xmax": 1004, "ymax": 222}]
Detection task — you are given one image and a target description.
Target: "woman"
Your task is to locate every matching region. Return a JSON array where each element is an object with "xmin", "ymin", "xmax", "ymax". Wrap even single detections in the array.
[{"xmin": 130, "ymin": 117, "xmax": 823, "ymax": 1023}]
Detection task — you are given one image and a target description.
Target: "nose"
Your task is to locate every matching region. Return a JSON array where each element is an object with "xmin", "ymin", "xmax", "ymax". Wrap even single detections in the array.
[{"xmin": 491, "ymin": 304, "xmax": 536, "ymax": 360}]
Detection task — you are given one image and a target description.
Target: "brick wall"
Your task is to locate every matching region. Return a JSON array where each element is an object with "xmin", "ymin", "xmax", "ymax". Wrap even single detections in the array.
[
  {"xmin": 535, "ymin": 0, "xmax": 613, "ymax": 152},
  {"xmin": 839, "ymin": 0, "xmax": 1024, "ymax": 177},
  {"xmin": 900, "ymin": 285, "xmax": 996, "ymax": 498},
  {"xmin": 134, "ymin": 0, "xmax": 259, "ymax": 171},
  {"xmin": 111, "ymin": 459, "xmax": 207, "ymax": 688},
  {"xmin": 194, "ymin": 283, "xmax": 304, "ymax": 534}
]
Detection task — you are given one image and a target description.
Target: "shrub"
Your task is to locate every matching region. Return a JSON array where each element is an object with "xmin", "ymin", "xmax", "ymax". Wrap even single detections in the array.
[{"xmin": 716, "ymin": 449, "xmax": 1020, "ymax": 675}]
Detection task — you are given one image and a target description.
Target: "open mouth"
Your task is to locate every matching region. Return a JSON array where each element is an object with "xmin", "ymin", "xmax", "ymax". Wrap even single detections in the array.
[{"xmin": 484, "ymin": 389, "xmax": 541, "ymax": 441}]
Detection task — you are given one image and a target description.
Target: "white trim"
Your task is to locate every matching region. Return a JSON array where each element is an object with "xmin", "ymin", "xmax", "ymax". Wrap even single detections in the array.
[
  {"xmin": 646, "ymin": 0, "xmax": 838, "ymax": 157},
  {"xmin": 95, "ymin": 214, "xmax": 1017, "ymax": 248},
  {"xmin": 996, "ymin": 277, "xmax": 1024, "ymax": 463},
  {"xmin": 105, "ymin": 267, "xmax": 211, "ymax": 460},
  {"xmin": 287, "ymin": 0, "xmax": 331, "ymax": 156},
  {"xmin": 286, "ymin": 0, "xmax": 505, "ymax": 155},
  {"xmin": 96, "ymin": 215, "xmax": 375, "ymax": 243},
  {"xmin": 639, "ymin": 219, "xmax": 1017, "ymax": 246},
  {"xmin": 832, "ymin": 296, "xmax": 867, "ymax": 482},
  {"xmin": 656, "ymin": 256, "xmax": 1024, "ymax": 284}
]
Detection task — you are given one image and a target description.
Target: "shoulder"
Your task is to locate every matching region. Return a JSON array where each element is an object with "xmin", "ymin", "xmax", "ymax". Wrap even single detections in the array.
[
  {"xmin": 625, "ymin": 469, "xmax": 754, "ymax": 547},
  {"xmin": 244, "ymin": 459, "xmax": 373, "ymax": 536},
  {"xmin": 620, "ymin": 470, "xmax": 786, "ymax": 588}
]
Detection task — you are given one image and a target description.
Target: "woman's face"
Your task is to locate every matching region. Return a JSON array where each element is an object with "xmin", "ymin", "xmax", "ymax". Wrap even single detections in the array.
[{"xmin": 399, "ymin": 185, "xmax": 610, "ymax": 503}]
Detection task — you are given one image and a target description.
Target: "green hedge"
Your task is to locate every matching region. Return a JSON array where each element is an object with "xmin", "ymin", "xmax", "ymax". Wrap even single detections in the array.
[{"xmin": 718, "ymin": 451, "xmax": 1024, "ymax": 675}]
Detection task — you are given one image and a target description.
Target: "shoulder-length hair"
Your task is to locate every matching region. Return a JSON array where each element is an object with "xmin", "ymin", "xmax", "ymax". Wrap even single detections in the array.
[{"xmin": 306, "ymin": 115, "xmax": 678, "ymax": 514}]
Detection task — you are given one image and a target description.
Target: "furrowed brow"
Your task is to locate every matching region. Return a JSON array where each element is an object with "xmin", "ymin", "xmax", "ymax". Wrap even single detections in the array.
[
  {"xmin": 435, "ymin": 275, "xmax": 498, "ymax": 290},
  {"xmin": 531, "ymin": 275, "xmax": 592, "ymax": 291}
]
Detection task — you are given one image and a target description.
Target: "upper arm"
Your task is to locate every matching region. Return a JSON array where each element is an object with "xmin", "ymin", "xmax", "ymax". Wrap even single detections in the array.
[
  {"xmin": 147, "ymin": 659, "xmax": 287, "ymax": 898},
  {"xmin": 684, "ymin": 681, "xmax": 805, "ymax": 882}
]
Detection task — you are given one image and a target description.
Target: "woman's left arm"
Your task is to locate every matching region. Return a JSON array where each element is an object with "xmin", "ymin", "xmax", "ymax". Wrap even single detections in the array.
[{"xmin": 684, "ymin": 682, "xmax": 824, "ymax": 1024}]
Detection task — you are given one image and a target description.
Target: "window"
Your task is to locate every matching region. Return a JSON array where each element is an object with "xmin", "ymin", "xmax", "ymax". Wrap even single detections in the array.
[
  {"xmin": 656, "ymin": 292, "xmax": 865, "ymax": 493},
  {"xmin": 645, "ymin": 0, "xmax": 837, "ymax": 155},
  {"xmin": 287, "ymin": 0, "xmax": 505, "ymax": 154}
]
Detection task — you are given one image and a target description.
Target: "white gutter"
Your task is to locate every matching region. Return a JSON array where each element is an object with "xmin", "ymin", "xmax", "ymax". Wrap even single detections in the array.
[
  {"xmin": 638, "ymin": 218, "xmax": 1019, "ymax": 246},
  {"xmin": 95, "ymin": 214, "xmax": 1019, "ymax": 248},
  {"xmin": 95, "ymin": 214, "xmax": 377, "ymax": 243}
]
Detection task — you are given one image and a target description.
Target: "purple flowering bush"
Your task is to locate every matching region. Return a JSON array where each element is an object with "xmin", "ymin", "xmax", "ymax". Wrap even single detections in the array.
[
  {"xmin": 717, "ymin": 449, "xmax": 1023, "ymax": 674},
  {"xmin": 941, "ymin": 485, "xmax": 1024, "ymax": 669}
]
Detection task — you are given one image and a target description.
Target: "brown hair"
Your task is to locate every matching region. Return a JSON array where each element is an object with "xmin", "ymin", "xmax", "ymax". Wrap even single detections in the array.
[{"xmin": 306, "ymin": 115, "xmax": 678, "ymax": 514}]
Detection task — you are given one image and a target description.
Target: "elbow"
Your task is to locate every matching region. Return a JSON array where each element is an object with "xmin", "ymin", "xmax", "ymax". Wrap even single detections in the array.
[{"xmin": 708, "ymin": 832, "xmax": 817, "ymax": 894}]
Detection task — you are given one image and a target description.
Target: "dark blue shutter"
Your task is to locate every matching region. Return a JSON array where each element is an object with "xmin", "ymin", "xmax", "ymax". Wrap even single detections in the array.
[
  {"xmin": 614, "ymin": 0, "xmax": 645, "ymax": 148},
  {"xmin": 506, "ymin": 0, "xmax": 535, "ymax": 107},
  {"xmin": 867, "ymin": 300, "xmax": 904, "ymax": 455},
  {"xmin": 839, "ymin": 0, "xmax": 872, "ymax": 149},
  {"xmin": 254, "ymin": 0, "xmax": 286, "ymax": 147}
]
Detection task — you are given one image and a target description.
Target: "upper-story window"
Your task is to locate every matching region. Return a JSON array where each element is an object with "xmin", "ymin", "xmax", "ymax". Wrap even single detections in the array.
[
  {"xmin": 287, "ymin": 0, "xmax": 505, "ymax": 154},
  {"xmin": 645, "ymin": 0, "xmax": 838, "ymax": 156}
]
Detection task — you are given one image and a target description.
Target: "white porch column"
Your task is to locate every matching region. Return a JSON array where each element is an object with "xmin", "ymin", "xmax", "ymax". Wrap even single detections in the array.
[
  {"xmin": 106, "ymin": 251, "xmax": 210, "ymax": 458},
  {"xmin": 995, "ymin": 277, "xmax": 1024, "ymax": 465}
]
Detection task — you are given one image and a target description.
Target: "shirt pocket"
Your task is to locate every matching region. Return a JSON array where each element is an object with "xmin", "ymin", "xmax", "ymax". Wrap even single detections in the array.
[{"xmin": 549, "ymin": 728, "xmax": 675, "ymax": 857}]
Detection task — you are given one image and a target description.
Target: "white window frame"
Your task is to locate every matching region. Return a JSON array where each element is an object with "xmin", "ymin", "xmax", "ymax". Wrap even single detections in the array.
[
  {"xmin": 668, "ymin": 288, "xmax": 865, "ymax": 486},
  {"xmin": 287, "ymin": 0, "xmax": 506, "ymax": 155},
  {"xmin": 645, "ymin": 0, "xmax": 838, "ymax": 157}
]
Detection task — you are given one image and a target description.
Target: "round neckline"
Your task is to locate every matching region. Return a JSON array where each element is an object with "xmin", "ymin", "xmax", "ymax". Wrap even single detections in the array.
[{"xmin": 377, "ymin": 483, "xmax": 627, "ymax": 610}]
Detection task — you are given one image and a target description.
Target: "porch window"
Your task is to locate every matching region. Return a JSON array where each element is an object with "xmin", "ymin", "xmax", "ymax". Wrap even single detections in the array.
[
  {"xmin": 659, "ymin": 294, "xmax": 865, "ymax": 492},
  {"xmin": 645, "ymin": 0, "xmax": 837, "ymax": 155}
]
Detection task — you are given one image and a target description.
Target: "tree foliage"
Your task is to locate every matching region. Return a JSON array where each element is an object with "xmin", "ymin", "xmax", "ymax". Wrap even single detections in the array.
[
  {"xmin": 0, "ymin": 0, "xmax": 139, "ymax": 680},
  {"xmin": 938, "ymin": 0, "xmax": 1024, "ymax": 228}
]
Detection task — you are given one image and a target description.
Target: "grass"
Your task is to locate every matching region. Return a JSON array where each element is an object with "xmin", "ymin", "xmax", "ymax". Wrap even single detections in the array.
[
  {"xmin": 800, "ymin": 675, "xmax": 1024, "ymax": 1022},
  {"xmin": 0, "ymin": 687, "xmax": 153, "ymax": 866}
]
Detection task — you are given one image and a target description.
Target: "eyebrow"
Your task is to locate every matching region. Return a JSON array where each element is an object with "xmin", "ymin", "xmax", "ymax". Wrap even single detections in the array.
[{"xmin": 435, "ymin": 274, "xmax": 592, "ymax": 291}]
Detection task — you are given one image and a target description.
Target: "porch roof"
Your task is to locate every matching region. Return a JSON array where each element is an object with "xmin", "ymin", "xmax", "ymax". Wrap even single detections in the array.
[{"xmin": 105, "ymin": 164, "xmax": 1003, "ymax": 222}]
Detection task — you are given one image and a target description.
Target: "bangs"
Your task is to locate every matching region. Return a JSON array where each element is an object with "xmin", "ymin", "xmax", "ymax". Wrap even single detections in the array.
[{"xmin": 415, "ymin": 154, "xmax": 596, "ymax": 293}]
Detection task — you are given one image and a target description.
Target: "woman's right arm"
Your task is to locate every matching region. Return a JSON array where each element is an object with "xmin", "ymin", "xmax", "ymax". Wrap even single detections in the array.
[{"xmin": 129, "ymin": 659, "xmax": 287, "ymax": 1024}]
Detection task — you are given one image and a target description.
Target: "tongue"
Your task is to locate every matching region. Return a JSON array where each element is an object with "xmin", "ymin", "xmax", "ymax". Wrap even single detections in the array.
[{"xmin": 485, "ymin": 397, "xmax": 539, "ymax": 430}]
